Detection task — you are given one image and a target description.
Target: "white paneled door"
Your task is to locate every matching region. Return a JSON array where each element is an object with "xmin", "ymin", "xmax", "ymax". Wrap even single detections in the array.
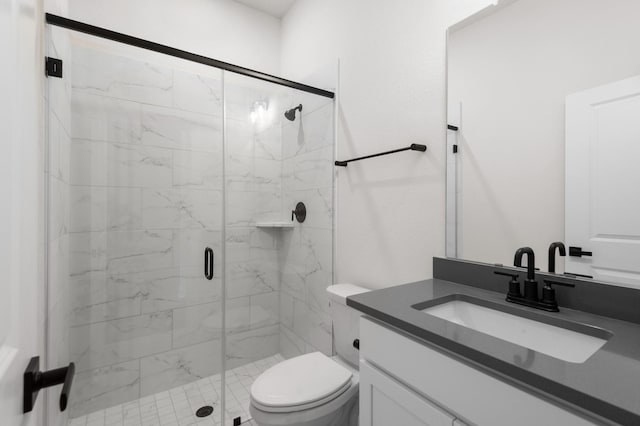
[
  {"xmin": 565, "ymin": 75, "xmax": 640, "ymax": 287},
  {"xmin": 0, "ymin": 0, "xmax": 43, "ymax": 425}
]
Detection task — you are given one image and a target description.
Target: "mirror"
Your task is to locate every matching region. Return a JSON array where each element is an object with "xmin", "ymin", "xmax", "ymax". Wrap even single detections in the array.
[{"xmin": 446, "ymin": 0, "xmax": 640, "ymax": 287}]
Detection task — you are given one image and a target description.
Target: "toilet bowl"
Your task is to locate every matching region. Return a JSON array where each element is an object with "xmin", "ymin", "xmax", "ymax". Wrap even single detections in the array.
[{"xmin": 249, "ymin": 284, "xmax": 369, "ymax": 426}]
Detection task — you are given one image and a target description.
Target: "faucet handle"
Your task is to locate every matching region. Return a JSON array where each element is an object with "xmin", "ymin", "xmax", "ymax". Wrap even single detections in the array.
[
  {"xmin": 494, "ymin": 271, "xmax": 521, "ymax": 298},
  {"xmin": 540, "ymin": 279, "xmax": 576, "ymax": 311},
  {"xmin": 543, "ymin": 279, "xmax": 576, "ymax": 288}
]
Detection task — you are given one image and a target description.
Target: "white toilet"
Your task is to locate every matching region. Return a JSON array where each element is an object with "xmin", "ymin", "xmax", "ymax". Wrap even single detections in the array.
[{"xmin": 249, "ymin": 284, "xmax": 370, "ymax": 426}]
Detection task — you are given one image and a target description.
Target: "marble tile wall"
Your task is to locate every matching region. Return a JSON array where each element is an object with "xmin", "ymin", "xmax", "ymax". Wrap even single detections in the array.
[
  {"xmin": 223, "ymin": 78, "xmax": 284, "ymax": 373},
  {"xmin": 66, "ymin": 41, "xmax": 227, "ymax": 417},
  {"xmin": 278, "ymin": 100, "xmax": 335, "ymax": 359}
]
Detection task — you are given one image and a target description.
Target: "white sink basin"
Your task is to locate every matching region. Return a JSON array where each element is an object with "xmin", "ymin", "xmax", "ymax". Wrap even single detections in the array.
[{"xmin": 422, "ymin": 300, "xmax": 608, "ymax": 363}]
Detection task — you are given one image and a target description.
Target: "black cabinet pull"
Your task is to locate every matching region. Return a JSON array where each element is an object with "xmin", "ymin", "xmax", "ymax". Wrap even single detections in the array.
[
  {"xmin": 204, "ymin": 247, "xmax": 214, "ymax": 280},
  {"xmin": 24, "ymin": 356, "xmax": 75, "ymax": 413},
  {"xmin": 569, "ymin": 246, "xmax": 593, "ymax": 257}
]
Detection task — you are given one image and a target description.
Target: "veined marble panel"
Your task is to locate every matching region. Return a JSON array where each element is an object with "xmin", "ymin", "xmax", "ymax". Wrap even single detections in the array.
[
  {"xmin": 140, "ymin": 104, "xmax": 222, "ymax": 153},
  {"xmin": 279, "ymin": 231, "xmax": 308, "ymax": 302},
  {"xmin": 225, "ymin": 325, "xmax": 279, "ymax": 370},
  {"xmin": 225, "ymin": 227, "xmax": 279, "ymax": 264},
  {"xmin": 69, "ymin": 140, "xmax": 173, "ymax": 188},
  {"xmin": 225, "ymin": 260, "xmax": 279, "ymax": 299},
  {"xmin": 69, "ymin": 271, "xmax": 143, "ymax": 326},
  {"xmin": 282, "ymin": 144, "xmax": 333, "ymax": 192},
  {"xmin": 136, "ymin": 267, "xmax": 222, "ymax": 313},
  {"xmin": 172, "ymin": 149, "xmax": 222, "ymax": 190},
  {"xmin": 226, "ymin": 190, "xmax": 281, "ymax": 228},
  {"xmin": 250, "ymin": 291, "xmax": 279, "ymax": 329},
  {"xmin": 70, "ymin": 311, "xmax": 172, "ymax": 372},
  {"xmin": 279, "ymin": 324, "xmax": 310, "ymax": 360},
  {"xmin": 225, "ymin": 121, "xmax": 281, "ymax": 164},
  {"xmin": 68, "ymin": 139, "xmax": 107, "ymax": 187},
  {"xmin": 72, "ymin": 45, "xmax": 173, "ymax": 106},
  {"xmin": 172, "ymin": 302, "xmax": 223, "ymax": 348},
  {"xmin": 172, "ymin": 69, "xmax": 222, "ymax": 116},
  {"xmin": 293, "ymin": 298, "xmax": 332, "ymax": 356},
  {"xmin": 225, "ymin": 118, "xmax": 254, "ymax": 160},
  {"xmin": 299, "ymin": 228, "xmax": 333, "ymax": 313},
  {"xmin": 225, "ymin": 296, "xmax": 252, "ymax": 334},
  {"xmin": 69, "ymin": 186, "xmax": 143, "ymax": 232},
  {"xmin": 70, "ymin": 360, "xmax": 140, "ymax": 418},
  {"xmin": 225, "ymin": 155, "xmax": 255, "ymax": 192},
  {"xmin": 279, "ymin": 291, "xmax": 294, "ymax": 330},
  {"xmin": 139, "ymin": 339, "xmax": 222, "ymax": 397},
  {"xmin": 106, "ymin": 230, "xmax": 174, "ymax": 275},
  {"xmin": 253, "ymin": 124, "xmax": 282, "ymax": 161},
  {"xmin": 71, "ymin": 92, "xmax": 142, "ymax": 144},
  {"xmin": 68, "ymin": 231, "xmax": 106, "ymax": 279},
  {"xmin": 253, "ymin": 158, "xmax": 282, "ymax": 192},
  {"xmin": 142, "ymin": 189, "xmax": 222, "ymax": 230}
]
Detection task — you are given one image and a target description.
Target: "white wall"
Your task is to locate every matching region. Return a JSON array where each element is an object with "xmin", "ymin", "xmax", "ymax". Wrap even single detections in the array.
[
  {"xmin": 280, "ymin": 0, "xmax": 491, "ymax": 288},
  {"xmin": 66, "ymin": 0, "xmax": 282, "ymax": 75},
  {"xmin": 449, "ymin": 0, "xmax": 640, "ymax": 270},
  {"xmin": 0, "ymin": 0, "xmax": 45, "ymax": 424}
]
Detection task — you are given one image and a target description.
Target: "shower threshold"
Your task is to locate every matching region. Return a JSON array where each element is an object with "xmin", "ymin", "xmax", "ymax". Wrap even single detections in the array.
[{"xmin": 67, "ymin": 354, "xmax": 284, "ymax": 426}]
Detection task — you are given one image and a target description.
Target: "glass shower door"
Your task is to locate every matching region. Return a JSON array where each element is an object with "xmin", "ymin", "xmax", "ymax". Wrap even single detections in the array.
[{"xmin": 46, "ymin": 26, "xmax": 225, "ymax": 425}]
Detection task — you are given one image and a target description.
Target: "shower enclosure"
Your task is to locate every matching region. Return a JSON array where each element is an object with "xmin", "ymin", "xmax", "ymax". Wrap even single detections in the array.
[{"xmin": 45, "ymin": 15, "xmax": 334, "ymax": 426}]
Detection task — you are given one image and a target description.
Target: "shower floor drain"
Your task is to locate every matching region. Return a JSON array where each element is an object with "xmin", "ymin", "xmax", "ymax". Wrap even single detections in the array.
[{"xmin": 196, "ymin": 405, "xmax": 214, "ymax": 417}]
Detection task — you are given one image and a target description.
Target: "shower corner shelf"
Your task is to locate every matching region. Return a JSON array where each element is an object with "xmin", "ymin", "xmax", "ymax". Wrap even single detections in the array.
[{"xmin": 256, "ymin": 221, "xmax": 295, "ymax": 229}]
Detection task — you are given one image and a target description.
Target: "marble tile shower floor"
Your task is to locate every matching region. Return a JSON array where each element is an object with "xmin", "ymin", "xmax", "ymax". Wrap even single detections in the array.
[{"xmin": 68, "ymin": 354, "xmax": 284, "ymax": 426}]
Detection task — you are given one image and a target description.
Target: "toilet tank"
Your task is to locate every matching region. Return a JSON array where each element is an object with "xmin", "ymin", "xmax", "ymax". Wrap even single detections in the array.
[{"xmin": 327, "ymin": 284, "xmax": 370, "ymax": 368}]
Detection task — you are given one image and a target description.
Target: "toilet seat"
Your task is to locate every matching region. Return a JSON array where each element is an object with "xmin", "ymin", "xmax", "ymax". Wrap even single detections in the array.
[{"xmin": 250, "ymin": 352, "xmax": 353, "ymax": 413}]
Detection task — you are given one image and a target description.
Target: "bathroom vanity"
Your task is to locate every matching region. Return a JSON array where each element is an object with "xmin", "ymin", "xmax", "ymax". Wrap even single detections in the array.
[{"xmin": 348, "ymin": 258, "xmax": 640, "ymax": 426}]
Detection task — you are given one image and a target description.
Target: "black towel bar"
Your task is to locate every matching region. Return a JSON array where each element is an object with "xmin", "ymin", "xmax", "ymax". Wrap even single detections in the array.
[{"xmin": 335, "ymin": 144, "xmax": 426, "ymax": 167}]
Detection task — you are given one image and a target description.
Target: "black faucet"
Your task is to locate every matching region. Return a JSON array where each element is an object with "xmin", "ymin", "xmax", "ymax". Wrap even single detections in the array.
[
  {"xmin": 548, "ymin": 242, "xmax": 566, "ymax": 274},
  {"xmin": 514, "ymin": 247, "xmax": 537, "ymax": 301},
  {"xmin": 493, "ymin": 246, "xmax": 575, "ymax": 312}
]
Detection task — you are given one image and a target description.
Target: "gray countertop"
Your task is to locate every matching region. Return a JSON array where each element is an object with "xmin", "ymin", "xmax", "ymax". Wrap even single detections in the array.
[{"xmin": 347, "ymin": 278, "xmax": 640, "ymax": 425}]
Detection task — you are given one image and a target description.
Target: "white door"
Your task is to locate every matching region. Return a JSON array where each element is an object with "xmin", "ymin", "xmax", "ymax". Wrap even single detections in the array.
[
  {"xmin": 0, "ymin": 0, "xmax": 44, "ymax": 424},
  {"xmin": 566, "ymin": 75, "xmax": 640, "ymax": 287},
  {"xmin": 359, "ymin": 361, "xmax": 456, "ymax": 426}
]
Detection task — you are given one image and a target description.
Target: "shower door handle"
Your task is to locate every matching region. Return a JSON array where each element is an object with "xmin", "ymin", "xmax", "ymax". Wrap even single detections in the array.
[{"xmin": 204, "ymin": 247, "xmax": 214, "ymax": 280}]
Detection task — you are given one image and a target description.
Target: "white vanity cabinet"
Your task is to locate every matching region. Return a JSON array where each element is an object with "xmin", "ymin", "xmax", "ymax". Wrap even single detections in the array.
[
  {"xmin": 360, "ymin": 361, "xmax": 455, "ymax": 426},
  {"xmin": 359, "ymin": 318, "xmax": 600, "ymax": 426}
]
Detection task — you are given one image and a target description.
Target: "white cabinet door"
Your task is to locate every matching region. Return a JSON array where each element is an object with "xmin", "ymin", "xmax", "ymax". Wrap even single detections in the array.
[
  {"xmin": 565, "ymin": 75, "xmax": 640, "ymax": 287},
  {"xmin": 359, "ymin": 360, "xmax": 455, "ymax": 426}
]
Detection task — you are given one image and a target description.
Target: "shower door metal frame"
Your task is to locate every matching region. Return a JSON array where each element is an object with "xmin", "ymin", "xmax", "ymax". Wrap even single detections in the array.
[{"xmin": 45, "ymin": 13, "xmax": 335, "ymax": 99}]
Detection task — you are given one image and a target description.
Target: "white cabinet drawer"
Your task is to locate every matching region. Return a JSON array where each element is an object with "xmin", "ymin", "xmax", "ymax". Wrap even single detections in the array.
[
  {"xmin": 360, "ymin": 317, "xmax": 599, "ymax": 426},
  {"xmin": 360, "ymin": 360, "xmax": 455, "ymax": 426}
]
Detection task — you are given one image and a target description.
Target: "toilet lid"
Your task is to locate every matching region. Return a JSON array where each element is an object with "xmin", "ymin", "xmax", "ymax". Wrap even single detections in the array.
[{"xmin": 250, "ymin": 352, "xmax": 353, "ymax": 413}]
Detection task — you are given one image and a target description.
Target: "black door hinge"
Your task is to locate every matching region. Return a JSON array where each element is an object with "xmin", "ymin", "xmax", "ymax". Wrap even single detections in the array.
[
  {"xmin": 233, "ymin": 417, "xmax": 242, "ymax": 426},
  {"xmin": 453, "ymin": 144, "xmax": 458, "ymax": 154},
  {"xmin": 45, "ymin": 57, "xmax": 63, "ymax": 78}
]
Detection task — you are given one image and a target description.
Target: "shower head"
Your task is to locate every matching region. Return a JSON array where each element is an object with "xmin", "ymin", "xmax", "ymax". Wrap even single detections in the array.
[{"xmin": 284, "ymin": 104, "xmax": 303, "ymax": 121}]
